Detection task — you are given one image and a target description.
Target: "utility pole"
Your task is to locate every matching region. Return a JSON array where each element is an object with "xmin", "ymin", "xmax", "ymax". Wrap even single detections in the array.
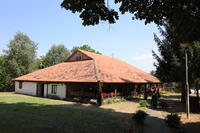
[
  {"xmin": 185, "ymin": 48, "xmax": 190, "ymax": 119},
  {"xmin": 180, "ymin": 43, "xmax": 190, "ymax": 119}
]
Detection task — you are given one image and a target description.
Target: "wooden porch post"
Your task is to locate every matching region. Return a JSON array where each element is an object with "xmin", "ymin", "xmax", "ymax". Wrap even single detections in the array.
[
  {"xmin": 144, "ymin": 84, "xmax": 147, "ymax": 100},
  {"xmin": 46, "ymin": 83, "xmax": 48, "ymax": 98},
  {"xmin": 115, "ymin": 89, "xmax": 117, "ymax": 97},
  {"xmin": 97, "ymin": 81, "xmax": 103, "ymax": 106}
]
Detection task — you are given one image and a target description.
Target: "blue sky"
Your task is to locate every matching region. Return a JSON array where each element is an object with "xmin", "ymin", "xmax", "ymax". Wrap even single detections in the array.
[{"xmin": 0, "ymin": 0, "xmax": 160, "ymax": 73}]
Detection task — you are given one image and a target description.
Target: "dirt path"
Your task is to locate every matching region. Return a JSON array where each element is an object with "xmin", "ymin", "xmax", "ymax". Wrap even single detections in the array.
[{"xmin": 144, "ymin": 108, "xmax": 172, "ymax": 133}]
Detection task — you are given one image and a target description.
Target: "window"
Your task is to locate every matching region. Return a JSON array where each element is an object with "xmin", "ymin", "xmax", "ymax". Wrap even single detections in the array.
[
  {"xmin": 51, "ymin": 85, "xmax": 57, "ymax": 94},
  {"xmin": 19, "ymin": 82, "xmax": 22, "ymax": 89},
  {"xmin": 76, "ymin": 55, "xmax": 82, "ymax": 61}
]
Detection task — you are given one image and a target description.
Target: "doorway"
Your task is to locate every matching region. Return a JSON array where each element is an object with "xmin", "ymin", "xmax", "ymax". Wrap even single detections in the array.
[{"xmin": 37, "ymin": 83, "xmax": 44, "ymax": 97}]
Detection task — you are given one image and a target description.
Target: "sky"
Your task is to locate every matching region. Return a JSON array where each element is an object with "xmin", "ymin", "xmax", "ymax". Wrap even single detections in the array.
[{"xmin": 0, "ymin": 0, "xmax": 161, "ymax": 73}]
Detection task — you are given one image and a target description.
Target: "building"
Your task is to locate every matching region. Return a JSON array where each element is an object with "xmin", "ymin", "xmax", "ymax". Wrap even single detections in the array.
[{"xmin": 14, "ymin": 49, "xmax": 160, "ymax": 100}]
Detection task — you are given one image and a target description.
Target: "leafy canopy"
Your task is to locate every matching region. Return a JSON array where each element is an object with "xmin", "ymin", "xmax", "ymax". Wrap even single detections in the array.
[
  {"xmin": 153, "ymin": 23, "xmax": 200, "ymax": 85},
  {"xmin": 0, "ymin": 32, "xmax": 38, "ymax": 91},
  {"xmin": 61, "ymin": 0, "xmax": 200, "ymax": 42},
  {"xmin": 71, "ymin": 44, "xmax": 101, "ymax": 54},
  {"xmin": 4, "ymin": 32, "xmax": 38, "ymax": 76},
  {"xmin": 41, "ymin": 44, "xmax": 70, "ymax": 68}
]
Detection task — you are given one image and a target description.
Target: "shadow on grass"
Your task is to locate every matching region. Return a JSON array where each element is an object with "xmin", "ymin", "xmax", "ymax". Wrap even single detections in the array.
[
  {"xmin": 180, "ymin": 122, "xmax": 200, "ymax": 133},
  {"xmin": 0, "ymin": 100, "xmax": 135, "ymax": 133},
  {"xmin": 146, "ymin": 94, "xmax": 185, "ymax": 114},
  {"xmin": 146, "ymin": 94, "xmax": 200, "ymax": 133}
]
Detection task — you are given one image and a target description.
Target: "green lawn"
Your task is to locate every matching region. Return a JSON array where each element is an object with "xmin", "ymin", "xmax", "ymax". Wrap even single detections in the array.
[{"xmin": 0, "ymin": 93, "xmax": 132, "ymax": 133}]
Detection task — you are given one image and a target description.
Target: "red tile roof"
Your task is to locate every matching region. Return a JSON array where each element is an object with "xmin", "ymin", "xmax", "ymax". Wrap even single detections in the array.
[
  {"xmin": 14, "ymin": 49, "xmax": 160, "ymax": 83},
  {"xmin": 78, "ymin": 50, "xmax": 160, "ymax": 83}
]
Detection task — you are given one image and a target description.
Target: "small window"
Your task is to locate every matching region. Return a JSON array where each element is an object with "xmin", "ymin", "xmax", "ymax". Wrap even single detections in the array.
[
  {"xmin": 76, "ymin": 55, "xmax": 82, "ymax": 61},
  {"xmin": 51, "ymin": 85, "xmax": 57, "ymax": 94},
  {"xmin": 19, "ymin": 82, "xmax": 22, "ymax": 89}
]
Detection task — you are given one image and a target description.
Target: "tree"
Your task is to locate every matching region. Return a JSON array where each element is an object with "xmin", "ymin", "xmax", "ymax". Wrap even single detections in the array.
[
  {"xmin": 153, "ymin": 23, "xmax": 200, "ymax": 102},
  {"xmin": 61, "ymin": 0, "xmax": 200, "ymax": 42},
  {"xmin": 4, "ymin": 32, "xmax": 38, "ymax": 75},
  {"xmin": 41, "ymin": 44, "xmax": 70, "ymax": 68},
  {"xmin": 71, "ymin": 44, "xmax": 101, "ymax": 54},
  {"xmin": 1, "ymin": 32, "xmax": 38, "ymax": 90},
  {"xmin": 0, "ymin": 56, "xmax": 10, "ymax": 91},
  {"xmin": 150, "ymin": 70, "xmax": 156, "ymax": 77}
]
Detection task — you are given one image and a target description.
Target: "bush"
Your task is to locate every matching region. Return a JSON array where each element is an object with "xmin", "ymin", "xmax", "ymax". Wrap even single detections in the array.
[
  {"xmin": 108, "ymin": 98, "xmax": 114, "ymax": 104},
  {"xmin": 139, "ymin": 100, "xmax": 148, "ymax": 107},
  {"xmin": 166, "ymin": 113, "xmax": 181, "ymax": 128},
  {"xmin": 160, "ymin": 91, "xmax": 168, "ymax": 95},
  {"xmin": 103, "ymin": 97, "xmax": 126, "ymax": 105},
  {"xmin": 119, "ymin": 97, "xmax": 126, "ymax": 102},
  {"xmin": 132, "ymin": 110, "xmax": 148, "ymax": 125}
]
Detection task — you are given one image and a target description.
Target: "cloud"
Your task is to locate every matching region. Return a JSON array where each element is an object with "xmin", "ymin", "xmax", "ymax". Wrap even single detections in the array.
[
  {"xmin": 131, "ymin": 53, "xmax": 155, "ymax": 72},
  {"xmin": 132, "ymin": 53, "xmax": 153, "ymax": 61}
]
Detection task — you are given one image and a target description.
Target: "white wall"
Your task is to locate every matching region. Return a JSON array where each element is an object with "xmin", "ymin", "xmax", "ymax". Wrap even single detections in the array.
[
  {"xmin": 46, "ymin": 83, "xmax": 66, "ymax": 99},
  {"xmin": 15, "ymin": 82, "xmax": 66, "ymax": 99},
  {"xmin": 15, "ymin": 81, "xmax": 37, "ymax": 96}
]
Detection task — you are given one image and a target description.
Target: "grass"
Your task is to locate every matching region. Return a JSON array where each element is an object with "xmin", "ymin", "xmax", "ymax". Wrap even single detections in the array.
[
  {"xmin": 0, "ymin": 92, "xmax": 138, "ymax": 133},
  {"xmin": 160, "ymin": 92, "xmax": 200, "ymax": 133}
]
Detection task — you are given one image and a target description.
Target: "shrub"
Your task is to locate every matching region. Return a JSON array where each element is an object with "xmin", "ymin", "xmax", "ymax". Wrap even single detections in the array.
[
  {"xmin": 113, "ymin": 98, "xmax": 119, "ymax": 103},
  {"xmin": 139, "ymin": 100, "xmax": 148, "ymax": 107},
  {"xmin": 132, "ymin": 110, "xmax": 148, "ymax": 125},
  {"xmin": 160, "ymin": 91, "xmax": 168, "ymax": 95},
  {"xmin": 120, "ymin": 97, "xmax": 126, "ymax": 102},
  {"xmin": 166, "ymin": 113, "xmax": 181, "ymax": 128},
  {"xmin": 108, "ymin": 98, "xmax": 114, "ymax": 104}
]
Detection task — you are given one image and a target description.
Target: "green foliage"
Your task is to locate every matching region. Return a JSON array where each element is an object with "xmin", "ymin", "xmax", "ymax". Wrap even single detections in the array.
[
  {"xmin": 41, "ymin": 44, "xmax": 70, "ymax": 68},
  {"xmin": 119, "ymin": 97, "xmax": 126, "ymax": 102},
  {"xmin": 0, "ymin": 56, "xmax": 11, "ymax": 91},
  {"xmin": 166, "ymin": 113, "xmax": 181, "ymax": 128},
  {"xmin": 71, "ymin": 44, "xmax": 101, "ymax": 54},
  {"xmin": 150, "ymin": 70, "xmax": 156, "ymax": 76},
  {"xmin": 160, "ymin": 91, "xmax": 168, "ymax": 95},
  {"xmin": 107, "ymin": 98, "xmax": 114, "ymax": 104},
  {"xmin": 4, "ymin": 32, "xmax": 38, "ymax": 75},
  {"xmin": 0, "ymin": 33, "xmax": 101, "ymax": 91},
  {"xmin": 139, "ymin": 100, "xmax": 148, "ymax": 107},
  {"xmin": 61, "ymin": 1, "xmax": 200, "ymax": 42},
  {"xmin": 0, "ymin": 32, "xmax": 38, "ymax": 91},
  {"xmin": 132, "ymin": 110, "xmax": 148, "ymax": 125},
  {"xmin": 103, "ymin": 97, "xmax": 126, "ymax": 105},
  {"xmin": 153, "ymin": 23, "xmax": 200, "ymax": 101}
]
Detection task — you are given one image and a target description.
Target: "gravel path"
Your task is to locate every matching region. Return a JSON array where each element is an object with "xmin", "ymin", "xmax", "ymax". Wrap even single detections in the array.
[{"xmin": 144, "ymin": 108, "xmax": 172, "ymax": 133}]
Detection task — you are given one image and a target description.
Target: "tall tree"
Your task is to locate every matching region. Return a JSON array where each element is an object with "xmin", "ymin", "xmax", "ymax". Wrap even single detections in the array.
[
  {"xmin": 153, "ymin": 23, "xmax": 200, "ymax": 102},
  {"xmin": 1, "ymin": 32, "xmax": 38, "ymax": 90},
  {"xmin": 0, "ymin": 56, "xmax": 10, "ymax": 91},
  {"xmin": 61, "ymin": 0, "xmax": 200, "ymax": 42},
  {"xmin": 41, "ymin": 44, "xmax": 70, "ymax": 68},
  {"xmin": 4, "ymin": 32, "xmax": 38, "ymax": 76},
  {"xmin": 71, "ymin": 44, "xmax": 101, "ymax": 54}
]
